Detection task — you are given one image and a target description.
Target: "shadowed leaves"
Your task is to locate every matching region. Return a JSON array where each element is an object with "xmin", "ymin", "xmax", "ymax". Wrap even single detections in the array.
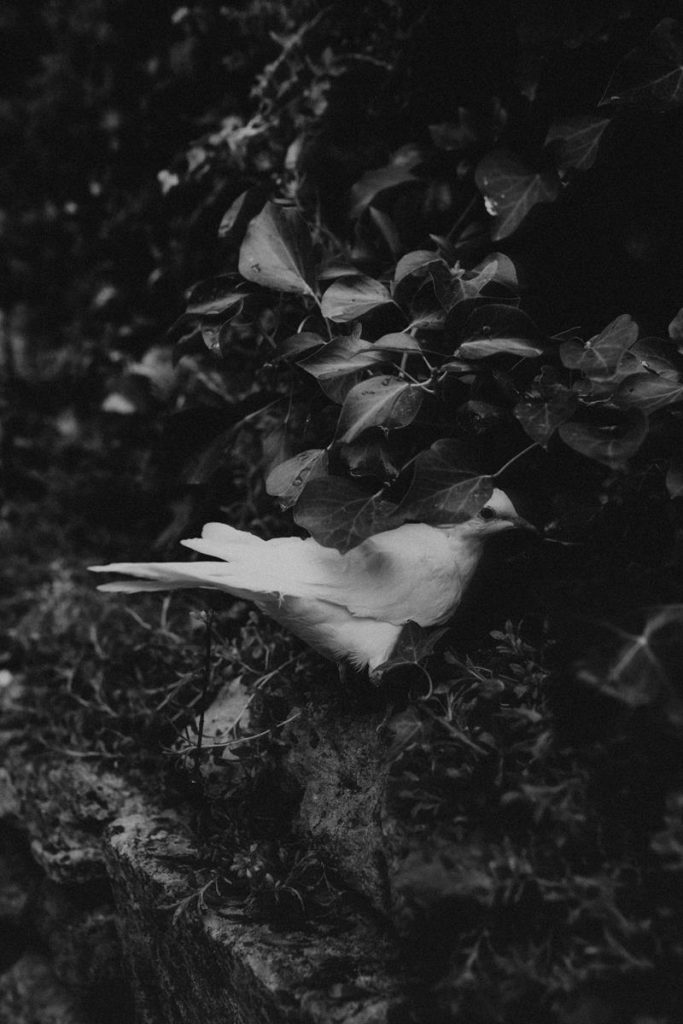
[
  {"xmin": 397, "ymin": 439, "xmax": 493, "ymax": 523},
  {"xmin": 321, "ymin": 276, "xmax": 394, "ymax": 322},
  {"xmin": 336, "ymin": 376, "xmax": 424, "ymax": 443},
  {"xmin": 599, "ymin": 18, "xmax": 683, "ymax": 110},
  {"xmin": 545, "ymin": 116, "xmax": 611, "ymax": 173},
  {"xmin": 558, "ymin": 409, "xmax": 648, "ymax": 468},
  {"xmin": 475, "ymin": 150, "xmax": 560, "ymax": 240},
  {"xmin": 266, "ymin": 448, "xmax": 329, "ymax": 508},
  {"xmin": 458, "ymin": 305, "xmax": 545, "ymax": 359},
  {"xmin": 293, "ymin": 477, "xmax": 400, "ymax": 552},
  {"xmin": 238, "ymin": 202, "xmax": 315, "ymax": 296}
]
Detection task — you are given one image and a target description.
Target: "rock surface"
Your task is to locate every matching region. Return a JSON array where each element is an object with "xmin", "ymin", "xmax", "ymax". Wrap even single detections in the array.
[{"xmin": 105, "ymin": 809, "xmax": 412, "ymax": 1024}]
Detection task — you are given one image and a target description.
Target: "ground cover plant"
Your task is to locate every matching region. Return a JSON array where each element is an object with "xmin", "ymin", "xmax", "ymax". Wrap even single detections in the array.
[{"xmin": 3, "ymin": 1, "xmax": 683, "ymax": 1021}]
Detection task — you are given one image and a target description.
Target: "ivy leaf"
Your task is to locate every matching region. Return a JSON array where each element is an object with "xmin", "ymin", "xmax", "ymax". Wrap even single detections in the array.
[
  {"xmin": 298, "ymin": 334, "xmax": 385, "ymax": 382},
  {"xmin": 475, "ymin": 150, "xmax": 560, "ymax": 240},
  {"xmin": 186, "ymin": 276, "xmax": 246, "ymax": 317},
  {"xmin": 265, "ymin": 449, "xmax": 329, "ymax": 509},
  {"xmin": 599, "ymin": 18, "xmax": 683, "ymax": 110},
  {"xmin": 469, "ymin": 252, "xmax": 519, "ymax": 291},
  {"xmin": 629, "ymin": 338, "xmax": 681, "ymax": 381},
  {"xmin": 370, "ymin": 622, "xmax": 449, "ymax": 683},
  {"xmin": 458, "ymin": 305, "xmax": 545, "ymax": 359},
  {"xmin": 397, "ymin": 439, "xmax": 494, "ymax": 523},
  {"xmin": 514, "ymin": 391, "xmax": 578, "ymax": 446},
  {"xmin": 279, "ymin": 331, "xmax": 325, "ymax": 361},
  {"xmin": 615, "ymin": 373, "xmax": 683, "ymax": 414},
  {"xmin": 560, "ymin": 314, "xmax": 639, "ymax": 380},
  {"xmin": 218, "ymin": 187, "xmax": 268, "ymax": 242},
  {"xmin": 350, "ymin": 145, "xmax": 423, "ymax": 217},
  {"xmin": 666, "ymin": 455, "xmax": 683, "ymax": 498},
  {"xmin": 394, "ymin": 250, "xmax": 444, "ymax": 286},
  {"xmin": 373, "ymin": 332, "xmax": 423, "ymax": 354},
  {"xmin": 321, "ymin": 276, "xmax": 394, "ymax": 323},
  {"xmin": 558, "ymin": 410, "xmax": 648, "ymax": 468},
  {"xmin": 293, "ymin": 477, "xmax": 400, "ymax": 552},
  {"xmin": 339, "ymin": 436, "xmax": 401, "ymax": 480},
  {"xmin": 668, "ymin": 307, "xmax": 683, "ymax": 344},
  {"xmin": 238, "ymin": 202, "xmax": 315, "ymax": 296},
  {"xmin": 544, "ymin": 116, "xmax": 611, "ymax": 173},
  {"xmin": 336, "ymin": 376, "xmax": 424, "ymax": 443}
]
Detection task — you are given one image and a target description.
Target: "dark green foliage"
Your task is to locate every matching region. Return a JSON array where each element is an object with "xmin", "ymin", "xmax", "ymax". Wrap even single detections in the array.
[{"xmin": 4, "ymin": 3, "xmax": 683, "ymax": 1021}]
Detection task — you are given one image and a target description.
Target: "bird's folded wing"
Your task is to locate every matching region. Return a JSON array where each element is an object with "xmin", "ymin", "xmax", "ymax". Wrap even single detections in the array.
[{"xmin": 90, "ymin": 522, "xmax": 461, "ymax": 627}]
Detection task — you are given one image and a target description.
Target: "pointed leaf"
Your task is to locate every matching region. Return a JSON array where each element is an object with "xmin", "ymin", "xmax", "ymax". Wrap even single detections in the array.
[
  {"xmin": 350, "ymin": 145, "xmax": 423, "ymax": 217},
  {"xmin": 469, "ymin": 253, "xmax": 520, "ymax": 291},
  {"xmin": 186, "ymin": 276, "xmax": 246, "ymax": 317},
  {"xmin": 238, "ymin": 202, "xmax": 315, "ymax": 296},
  {"xmin": 369, "ymin": 206, "xmax": 401, "ymax": 256},
  {"xmin": 668, "ymin": 307, "xmax": 683, "ymax": 343},
  {"xmin": 337, "ymin": 376, "xmax": 423, "ymax": 443},
  {"xmin": 339, "ymin": 436, "xmax": 401, "ymax": 480},
  {"xmin": 458, "ymin": 304, "xmax": 544, "ymax": 359},
  {"xmin": 559, "ymin": 314, "xmax": 639, "ymax": 379},
  {"xmin": 475, "ymin": 150, "xmax": 560, "ymax": 240},
  {"xmin": 279, "ymin": 331, "xmax": 325, "ymax": 361},
  {"xmin": 545, "ymin": 116, "xmax": 611, "ymax": 173},
  {"xmin": 374, "ymin": 332, "xmax": 423, "ymax": 354},
  {"xmin": 629, "ymin": 338, "xmax": 681, "ymax": 381},
  {"xmin": 666, "ymin": 455, "xmax": 683, "ymax": 498},
  {"xmin": 397, "ymin": 439, "xmax": 493, "ymax": 523},
  {"xmin": 514, "ymin": 391, "xmax": 578, "ymax": 446},
  {"xmin": 394, "ymin": 250, "xmax": 444, "ymax": 286},
  {"xmin": 599, "ymin": 18, "xmax": 683, "ymax": 110},
  {"xmin": 293, "ymin": 477, "xmax": 400, "ymax": 552},
  {"xmin": 298, "ymin": 334, "xmax": 385, "ymax": 381},
  {"xmin": 558, "ymin": 410, "xmax": 648, "ymax": 468},
  {"xmin": 615, "ymin": 373, "xmax": 683, "ymax": 413},
  {"xmin": 371, "ymin": 622, "xmax": 448, "ymax": 682},
  {"xmin": 321, "ymin": 276, "xmax": 394, "ymax": 323},
  {"xmin": 218, "ymin": 187, "xmax": 268, "ymax": 241},
  {"xmin": 265, "ymin": 449, "xmax": 329, "ymax": 508}
]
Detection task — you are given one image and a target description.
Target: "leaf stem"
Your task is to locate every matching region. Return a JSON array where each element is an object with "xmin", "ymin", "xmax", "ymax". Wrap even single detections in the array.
[{"xmin": 493, "ymin": 441, "xmax": 540, "ymax": 479}]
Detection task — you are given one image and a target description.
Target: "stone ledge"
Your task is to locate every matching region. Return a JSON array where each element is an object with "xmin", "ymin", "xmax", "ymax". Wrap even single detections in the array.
[{"xmin": 105, "ymin": 810, "xmax": 413, "ymax": 1024}]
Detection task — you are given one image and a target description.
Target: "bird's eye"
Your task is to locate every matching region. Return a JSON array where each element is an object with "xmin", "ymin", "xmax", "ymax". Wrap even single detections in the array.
[{"xmin": 480, "ymin": 506, "xmax": 496, "ymax": 521}]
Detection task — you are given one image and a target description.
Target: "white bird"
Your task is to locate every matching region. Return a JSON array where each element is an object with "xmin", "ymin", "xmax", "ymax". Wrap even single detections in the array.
[{"xmin": 89, "ymin": 488, "xmax": 533, "ymax": 674}]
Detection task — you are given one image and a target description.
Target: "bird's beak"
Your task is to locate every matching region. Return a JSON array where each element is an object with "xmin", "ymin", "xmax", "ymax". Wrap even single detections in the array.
[{"xmin": 512, "ymin": 515, "xmax": 538, "ymax": 534}]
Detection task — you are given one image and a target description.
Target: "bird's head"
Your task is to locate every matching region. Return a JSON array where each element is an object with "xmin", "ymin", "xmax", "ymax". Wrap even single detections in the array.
[{"xmin": 451, "ymin": 488, "xmax": 537, "ymax": 540}]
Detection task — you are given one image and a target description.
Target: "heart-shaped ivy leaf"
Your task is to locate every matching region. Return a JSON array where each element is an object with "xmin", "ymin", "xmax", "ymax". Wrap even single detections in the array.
[
  {"xmin": 458, "ymin": 304, "xmax": 545, "ymax": 359},
  {"xmin": 394, "ymin": 250, "xmax": 444, "ymax": 286},
  {"xmin": 265, "ymin": 448, "xmax": 329, "ymax": 509},
  {"xmin": 558, "ymin": 410, "xmax": 648, "ymax": 468},
  {"xmin": 599, "ymin": 18, "xmax": 683, "ymax": 110},
  {"xmin": 238, "ymin": 202, "xmax": 315, "ymax": 296},
  {"xmin": 615, "ymin": 373, "xmax": 683, "ymax": 414},
  {"xmin": 514, "ymin": 390, "xmax": 578, "ymax": 446},
  {"xmin": 293, "ymin": 477, "xmax": 400, "ymax": 552},
  {"xmin": 397, "ymin": 439, "xmax": 493, "ymax": 523},
  {"xmin": 321, "ymin": 276, "xmax": 394, "ymax": 323},
  {"xmin": 544, "ymin": 116, "xmax": 611, "ymax": 173},
  {"xmin": 475, "ymin": 150, "xmax": 560, "ymax": 240},
  {"xmin": 336, "ymin": 376, "xmax": 424, "ymax": 443},
  {"xmin": 370, "ymin": 622, "xmax": 448, "ymax": 683},
  {"xmin": 559, "ymin": 314, "xmax": 639, "ymax": 380}
]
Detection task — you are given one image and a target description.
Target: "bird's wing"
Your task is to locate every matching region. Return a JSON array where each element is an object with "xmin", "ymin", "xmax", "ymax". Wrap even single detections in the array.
[
  {"xmin": 90, "ymin": 522, "xmax": 463, "ymax": 627},
  {"xmin": 309, "ymin": 524, "xmax": 462, "ymax": 626}
]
